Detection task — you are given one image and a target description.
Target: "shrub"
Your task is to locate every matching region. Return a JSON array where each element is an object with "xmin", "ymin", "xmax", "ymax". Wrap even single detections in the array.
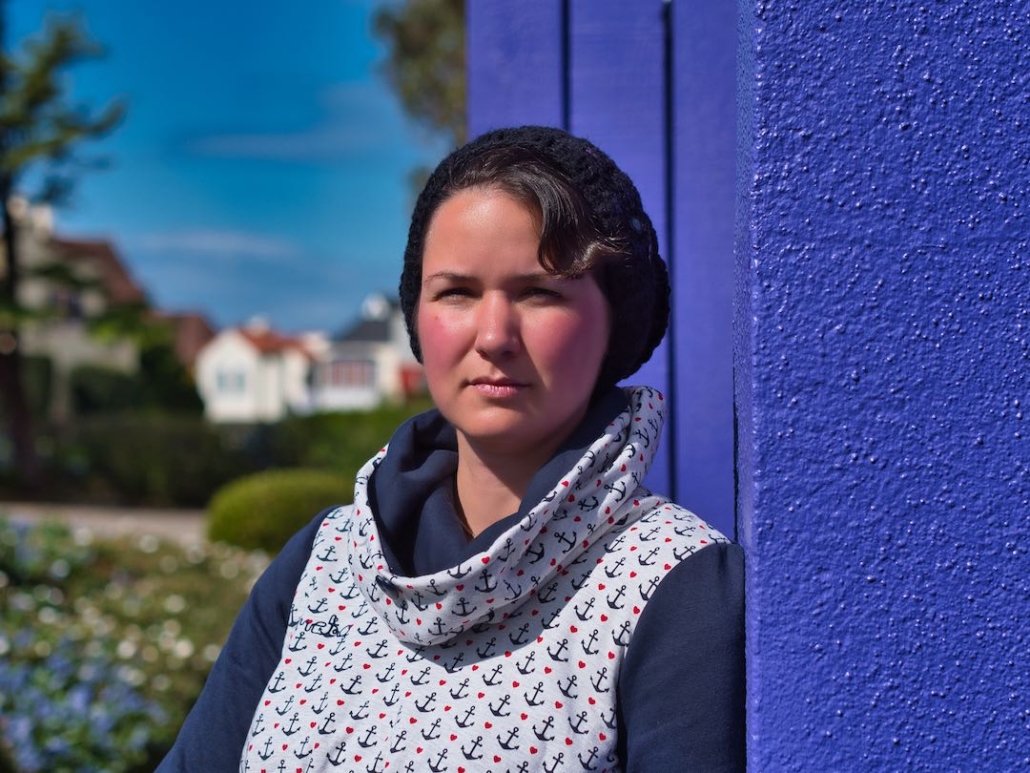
[
  {"xmin": 20, "ymin": 356, "xmax": 53, "ymax": 423},
  {"xmin": 251, "ymin": 398, "xmax": 434, "ymax": 479},
  {"xmin": 58, "ymin": 413, "xmax": 247, "ymax": 507},
  {"xmin": 207, "ymin": 468, "xmax": 352, "ymax": 554},
  {"xmin": 0, "ymin": 516, "xmax": 267, "ymax": 772},
  {"xmin": 69, "ymin": 342, "xmax": 203, "ymax": 417},
  {"xmin": 69, "ymin": 366, "xmax": 139, "ymax": 416}
]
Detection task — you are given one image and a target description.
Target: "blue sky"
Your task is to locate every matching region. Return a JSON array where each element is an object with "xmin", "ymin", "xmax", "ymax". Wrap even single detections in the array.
[{"xmin": 9, "ymin": 0, "xmax": 449, "ymax": 333}]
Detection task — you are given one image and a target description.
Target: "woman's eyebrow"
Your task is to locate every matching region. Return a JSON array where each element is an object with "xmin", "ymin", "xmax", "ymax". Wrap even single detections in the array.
[
  {"xmin": 422, "ymin": 271, "xmax": 474, "ymax": 283},
  {"xmin": 424, "ymin": 271, "xmax": 566, "ymax": 283}
]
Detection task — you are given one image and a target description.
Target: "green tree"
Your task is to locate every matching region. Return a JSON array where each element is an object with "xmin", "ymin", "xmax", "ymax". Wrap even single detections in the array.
[
  {"xmin": 0, "ymin": 6, "xmax": 124, "ymax": 488},
  {"xmin": 72, "ymin": 315, "xmax": 204, "ymax": 416},
  {"xmin": 373, "ymin": 0, "xmax": 466, "ymax": 148}
]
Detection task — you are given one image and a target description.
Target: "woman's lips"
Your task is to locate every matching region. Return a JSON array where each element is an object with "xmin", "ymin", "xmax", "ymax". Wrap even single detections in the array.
[{"xmin": 470, "ymin": 378, "xmax": 528, "ymax": 398}]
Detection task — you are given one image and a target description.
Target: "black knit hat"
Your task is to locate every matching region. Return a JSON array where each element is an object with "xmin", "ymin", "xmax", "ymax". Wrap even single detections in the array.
[{"xmin": 399, "ymin": 125, "xmax": 669, "ymax": 393}]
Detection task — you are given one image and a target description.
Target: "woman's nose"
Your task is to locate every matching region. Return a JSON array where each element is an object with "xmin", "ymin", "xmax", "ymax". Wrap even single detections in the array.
[{"xmin": 474, "ymin": 295, "xmax": 520, "ymax": 358}]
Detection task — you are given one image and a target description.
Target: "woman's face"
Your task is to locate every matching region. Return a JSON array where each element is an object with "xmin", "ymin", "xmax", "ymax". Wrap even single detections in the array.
[{"xmin": 417, "ymin": 187, "xmax": 610, "ymax": 463}]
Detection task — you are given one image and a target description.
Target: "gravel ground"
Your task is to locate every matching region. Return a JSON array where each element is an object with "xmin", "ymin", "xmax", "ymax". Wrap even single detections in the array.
[{"xmin": 0, "ymin": 501, "xmax": 207, "ymax": 545}]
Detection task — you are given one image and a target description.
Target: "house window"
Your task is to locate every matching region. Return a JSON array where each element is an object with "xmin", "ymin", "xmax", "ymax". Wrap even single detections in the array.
[
  {"xmin": 216, "ymin": 369, "xmax": 247, "ymax": 394},
  {"xmin": 322, "ymin": 359, "xmax": 375, "ymax": 388},
  {"xmin": 51, "ymin": 289, "xmax": 84, "ymax": 320}
]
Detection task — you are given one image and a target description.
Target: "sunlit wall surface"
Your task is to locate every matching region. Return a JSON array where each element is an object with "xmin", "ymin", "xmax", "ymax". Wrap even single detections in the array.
[
  {"xmin": 736, "ymin": 1, "xmax": 1028, "ymax": 768},
  {"xmin": 470, "ymin": 0, "xmax": 1028, "ymax": 769}
]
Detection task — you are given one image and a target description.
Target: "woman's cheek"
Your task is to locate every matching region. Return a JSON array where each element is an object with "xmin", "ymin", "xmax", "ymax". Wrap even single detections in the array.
[{"xmin": 418, "ymin": 309, "xmax": 463, "ymax": 366}]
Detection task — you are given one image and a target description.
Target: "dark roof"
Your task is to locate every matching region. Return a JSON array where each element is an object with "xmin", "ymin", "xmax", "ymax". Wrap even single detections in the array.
[
  {"xmin": 152, "ymin": 311, "xmax": 217, "ymax": 368},
  {"xmin": 335, "ymin": 295, "xmax": 400, "ymax": 343},
  {"xmin": 49, "ymin": 237, "xmax": 147, "ymax": 307},
  {"xmin": 337, "ymin": 316, "xmax": 391, "ymax": 344}
]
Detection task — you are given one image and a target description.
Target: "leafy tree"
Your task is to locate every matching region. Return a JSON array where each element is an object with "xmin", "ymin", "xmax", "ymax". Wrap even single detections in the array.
[
  {"xmin": 373, "ymin": 0, "xmax": 466, "ymax": 148},
  {"xmin": 71, "ymin": 317, "xmax": 204, "ymax": 417},
  {"xmin": 0, "ymin": 6, "xmax": 124, "ymax": 488}
]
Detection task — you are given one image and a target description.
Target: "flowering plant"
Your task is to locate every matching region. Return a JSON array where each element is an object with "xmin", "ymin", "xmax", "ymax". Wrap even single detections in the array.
[{"xmin": 0, "ymin": 516, "xmax": 268, "ymax": 772}]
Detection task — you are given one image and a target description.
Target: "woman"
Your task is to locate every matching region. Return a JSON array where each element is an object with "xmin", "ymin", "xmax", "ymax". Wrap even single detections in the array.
[{"xmin": 159, "ymin": 126, "xmax": 744, "ymax": 772}]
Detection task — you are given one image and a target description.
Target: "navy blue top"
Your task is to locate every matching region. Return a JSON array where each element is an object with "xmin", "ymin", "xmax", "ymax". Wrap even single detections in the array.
[{"xmin": 158, "ymin": 393, "xmax": 745, "ymax": 771}]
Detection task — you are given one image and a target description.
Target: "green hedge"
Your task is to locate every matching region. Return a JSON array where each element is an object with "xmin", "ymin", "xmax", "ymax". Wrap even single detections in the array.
[
  {"xmin": 207, "ymin": 468, "xmax": 352, "ymax": 554},
  {"xmin": 21, "ymin": 355, "xmax": 53, "ymax": 422},
  {"xmin": 69, "ymin": 365, "xmax": 139, "ymax": 416},
  {"xmin": 69, "ymin": 339, "xmax": 203, "ymax": 417},
  {"xmin": 7, "ymin": 397, "xmax": 433, "ymax": 509},
  {"xmin": 250, "ymin": 398, "xmax": 433, "ymax": 481},
  {"xmin": 59, "ymin": 413, "xmax": 247, "ymax": 507}
]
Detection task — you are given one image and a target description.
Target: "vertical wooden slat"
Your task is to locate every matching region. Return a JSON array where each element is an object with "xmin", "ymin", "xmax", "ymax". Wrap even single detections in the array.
[
  {"xmin": 669, "ymin": 1, "xmax": 738, "ymax": 536},
  {"xmin": 567, "ymin": 0, "xmax": 672, "ymax": 497},
  {"xmin": 466, "ymin": 0, "xmax": 566, "ymax": 138}
]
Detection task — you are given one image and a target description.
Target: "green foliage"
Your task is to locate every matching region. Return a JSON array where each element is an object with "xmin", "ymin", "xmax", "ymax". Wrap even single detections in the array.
[
  {"xmin": 207, "ymin": 468, "xmax": 351, "ymax": 554},
  {"xmin": 209, "ymin": 400, "xmax": 434, "ymax": 553},
  {"xmin": 373, "ymin": 0, "xmax": 466, "ymax": 146},
  {"xmin": 0, "ymin": 8, "xmax": 127, "ymax": 489},
  {"xmin": 60, "ymin": 413, "xmax": 245, "ymax": 507},
  {"xmin": 0, "ymin": 516, "xmax": 267, "ymax": 772},
  {"xmin": 136, "ymin": 338, "xmax": 203, "ymax": 414},
  {"xmin": 69, "ymin": 337, "xmax": 203, "ymax": 418},
  {"xmin": 17, "ymin": 356, "xmax": 50, "ymax": 422},
  {"xmin": 69, "ymin": 365, "xmax": 137, "ymax": 416},
  {"xmin": 0, "ymin": 13, "xmax": 125, "ymax": 190},
  {"xmin": 254, "ymin": 398, "xmax": 433, "ymax": 482}
]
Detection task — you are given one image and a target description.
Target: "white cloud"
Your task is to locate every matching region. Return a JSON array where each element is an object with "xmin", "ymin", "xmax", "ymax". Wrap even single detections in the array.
[
  {"xmin": 131, "ymin": 229, "xmax": 303, "ymax": 261},
  {"xmin": 186, "ymin": 81, "xmax": 413, "ymax": 162}
]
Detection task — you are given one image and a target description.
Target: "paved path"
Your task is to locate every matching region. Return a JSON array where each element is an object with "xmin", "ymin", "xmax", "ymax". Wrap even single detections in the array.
[{"xmin": 0, "ymin": 501, "xmax": 207, "ymax": 545}]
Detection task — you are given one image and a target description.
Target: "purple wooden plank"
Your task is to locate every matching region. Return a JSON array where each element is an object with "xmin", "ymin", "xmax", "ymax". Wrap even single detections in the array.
[
  {"xmin": 669, "ymin": 1, "xmax": 737, "ymax": 537},
  {"xmin": 467, "ymin": 0, "xmax": 565, "ymax": 138},
  {"xmin": 567, "ymin": 0, "xmax": 672, "ymax": 497}
]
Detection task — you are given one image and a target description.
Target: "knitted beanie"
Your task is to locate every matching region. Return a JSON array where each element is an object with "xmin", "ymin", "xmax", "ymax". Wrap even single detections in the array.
[{"xmin": 399, "ymin": 125, "xmax": 669, "ymax": 393}]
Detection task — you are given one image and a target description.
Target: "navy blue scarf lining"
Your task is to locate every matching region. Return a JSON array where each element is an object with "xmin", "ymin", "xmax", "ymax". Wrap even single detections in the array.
[{"xmin": 368, "ymin": 388, "xmax": 628, "ymax": 577}]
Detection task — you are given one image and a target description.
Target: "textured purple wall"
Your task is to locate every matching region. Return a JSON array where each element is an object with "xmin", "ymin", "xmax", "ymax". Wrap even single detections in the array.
[{"xmin": 737, "ymin": 1, "xmax": 1030, "ymax": 769}]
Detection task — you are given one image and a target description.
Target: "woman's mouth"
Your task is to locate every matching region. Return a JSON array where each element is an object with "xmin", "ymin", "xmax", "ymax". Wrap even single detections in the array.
[{"xmin": 470, "ymin": 378, "xmax": 528, "ymax": 398}]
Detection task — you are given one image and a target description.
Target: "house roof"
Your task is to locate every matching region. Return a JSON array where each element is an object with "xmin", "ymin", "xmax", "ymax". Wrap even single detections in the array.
[
  {"xmin": 152, "ymin": 310, "xmax": 218, "ymax": 369},
  {"xmin": 337, "ymin": 316, "xmax": 392, "ymax": 343},
  {"xmin": 49, "ymin": 237, "xmax": 147, "ymax": 306},
  {"xmin": 336, "ymin": 295, "xmax": 400, "ymax": 344},
  {"xmin": 238, "ymin": 326, "xmax": 313, "ymax": 358}
]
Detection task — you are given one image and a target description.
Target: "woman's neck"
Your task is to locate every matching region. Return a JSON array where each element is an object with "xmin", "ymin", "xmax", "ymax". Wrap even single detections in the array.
[{"xmin": 453, "ymin": 437, "xmax": 550, "ymax": 537}]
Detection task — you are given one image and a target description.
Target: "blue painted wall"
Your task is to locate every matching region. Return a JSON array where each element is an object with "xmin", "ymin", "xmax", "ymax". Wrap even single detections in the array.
[
  {"xmin": 471, "ymin": 0, "xmax": 1029, "ymax": 768},
  {"xmin": 737, "ymin": 1, "xmax": 1029, "ymax": 769},
  {"xmin": 468, "ymin": 0, "xmax": 739, "ymax": 534}
]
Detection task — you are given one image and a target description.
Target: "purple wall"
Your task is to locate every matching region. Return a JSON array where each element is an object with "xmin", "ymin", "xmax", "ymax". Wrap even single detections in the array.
[
  {"xmin": 471, "ymin": 1, "xmax": 1029, "ymax": 765},
  {"xmin": 468, "ymin": 0, "xmax": 739, "ymax": 534},
  {"xmin": 737, "ymin": 1, "xmax": 1029, "ymax": 769}
]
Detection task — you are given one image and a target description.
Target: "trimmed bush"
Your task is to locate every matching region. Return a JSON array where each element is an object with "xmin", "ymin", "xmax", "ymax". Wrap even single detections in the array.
[{"xmin": 207, "ymin": 468, "xmax": 352, "ymax": 554}]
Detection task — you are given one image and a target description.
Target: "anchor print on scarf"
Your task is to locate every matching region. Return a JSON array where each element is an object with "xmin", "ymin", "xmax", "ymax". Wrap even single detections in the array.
[{"xmin": 241, "ymin": 387, "xmax": 729, "ymax": 772}]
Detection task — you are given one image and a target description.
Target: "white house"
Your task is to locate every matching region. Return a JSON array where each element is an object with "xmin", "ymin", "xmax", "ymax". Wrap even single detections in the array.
[
  {"xmin": 311, "ymin": 294, "xmax": 424, "ymax": 412},
  {"xmin": 195, "ymin": 318, "xmax": 326, "ymax": 423}
]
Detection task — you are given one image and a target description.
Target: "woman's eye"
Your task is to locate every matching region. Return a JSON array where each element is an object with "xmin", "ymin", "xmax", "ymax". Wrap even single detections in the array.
[
  {"xmin": 435, "ymin": 287, "xmax": 473, "ymax": 300},
  {"xmin": 524, "ymin": 286, "xmax": 560, "ymax": 299}
]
